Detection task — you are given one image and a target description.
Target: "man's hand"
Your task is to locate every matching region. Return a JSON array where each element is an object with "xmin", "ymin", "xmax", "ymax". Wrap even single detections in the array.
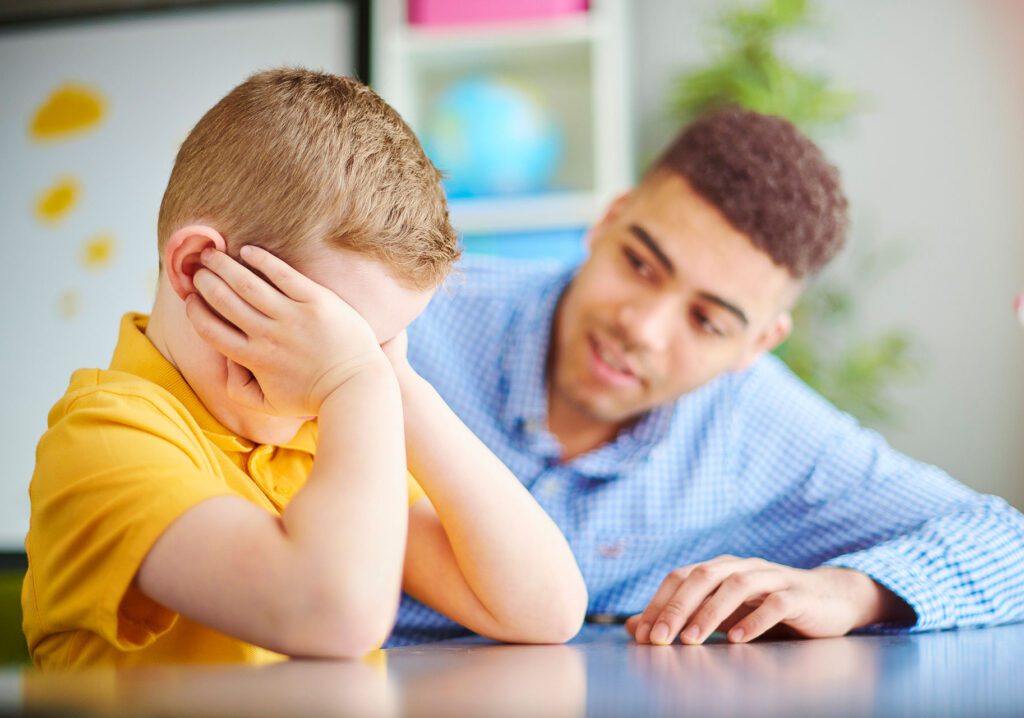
[
  {"xmin": 185, "ymin": 245, "xmax": 385, "ymax": 417},
  {"xmin": 626, "ymin": 556, "xmax": 914, "ymax": 645}
]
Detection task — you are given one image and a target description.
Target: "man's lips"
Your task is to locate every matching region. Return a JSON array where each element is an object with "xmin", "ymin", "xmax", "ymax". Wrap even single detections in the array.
[{"xmin": 587, "ymin": 333, "xmax": 641, "ymax": 387}]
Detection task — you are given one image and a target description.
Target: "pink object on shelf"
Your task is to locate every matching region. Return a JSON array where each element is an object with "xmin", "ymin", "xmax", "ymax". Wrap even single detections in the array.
[{"xmin": 408, "ymin": 0, "xmax": 588, "ymax": 26}]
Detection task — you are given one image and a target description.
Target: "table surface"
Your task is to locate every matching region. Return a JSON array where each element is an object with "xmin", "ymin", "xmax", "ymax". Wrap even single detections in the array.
[{"xmin": 3, "ymin": 621, "xmax": 1024, "ymax": 717}]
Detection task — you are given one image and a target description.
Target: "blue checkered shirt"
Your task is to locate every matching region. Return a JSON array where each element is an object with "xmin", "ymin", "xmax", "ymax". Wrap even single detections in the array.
[{"xmin": 388, "ymin": 256, "xmax": 1024, "ymax": 646}]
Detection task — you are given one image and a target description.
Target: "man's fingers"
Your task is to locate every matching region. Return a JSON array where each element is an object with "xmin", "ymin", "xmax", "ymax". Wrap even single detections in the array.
[
  {"xmin": 633, "ymin": 557, "xmax": 754, "ymax": 644},
  {"xmin": 624, "ymin": 614, "xmax": 642, "ymax": 637},
  {"xmin": 682, "ymin": 570, "xmax": 789, "ymax": 644},
  {"xmin": 647, "ymin": 564, "xmax": 735, "ymax": 645},
  {"xmin": 238, "ymin": 245, "xmax": 320, "ymax": 303},
  {"xmin": 634, "ymin": 571, "xmax": 687, "ymax": 644},
  {"xmin": 728, "ymin": 590, "xmax": 801, "ymax": 643},
  {"xmin": 192, "ymin": 266, "xmax": 267, "ymax": 335},
  {"xmin": 646, "ymin": 558, "xmax": 771, "ymax": 645},
  {"xmin": 200, "ymin": 248, "xmax": 287, "ymax": 317},
  {"xmin": 184, "ymin": 294, "xmax": 250, "ymax": 362}
]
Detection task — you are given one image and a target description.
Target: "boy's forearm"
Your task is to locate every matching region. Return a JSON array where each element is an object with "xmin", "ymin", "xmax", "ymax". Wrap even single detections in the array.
[
  {"xmin": 397, "ymin": 372, "xmax": 587, "ymax": 639},
  {"xmin": 281, "ymin": 361, "xmax": 408, "ymax": 653}
]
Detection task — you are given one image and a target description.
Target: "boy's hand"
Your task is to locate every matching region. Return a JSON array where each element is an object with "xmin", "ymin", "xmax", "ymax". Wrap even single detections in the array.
[
  {"xmin": 380, "ymin": 330, "xmax": 418, "ymax": 385},
  {"xmin": 185, "ymin": 245, "xmax": 385, "ymax": 417}
]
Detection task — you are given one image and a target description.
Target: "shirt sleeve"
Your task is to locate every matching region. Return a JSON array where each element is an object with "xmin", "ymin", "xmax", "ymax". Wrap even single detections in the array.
[
  {"xmin": 27, "ymin": 387, "xmax": 238, "ymax": 652},
  {"xmin": 407, "ymin": 472, "xmax": 426, "ymax": 506},
  {"xmin": 731, "ymin": 356, "xmax": 1024, "ymax": 632}
]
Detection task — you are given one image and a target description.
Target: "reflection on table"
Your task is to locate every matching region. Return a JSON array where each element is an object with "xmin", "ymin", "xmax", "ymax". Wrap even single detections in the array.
[{"xmin": 4, "ymin": 621, "xmax": 1024, "ymax": 717}]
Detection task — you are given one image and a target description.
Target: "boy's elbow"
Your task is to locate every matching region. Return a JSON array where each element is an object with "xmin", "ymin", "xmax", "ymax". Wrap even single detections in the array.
[
  {"xmin": 543, "ymin": 584, "xmax": 588, "ymax": 644},
  {"xmin": 502, "ymin": 582, "xmax": 589, "ymax": 645},
  {"xmin": 279, "ymin": 581, "xmax": 397, "ymax": 658},
  {"xmin": 538, "ymin": 611, "xmax": 586, "ymax": 645}
]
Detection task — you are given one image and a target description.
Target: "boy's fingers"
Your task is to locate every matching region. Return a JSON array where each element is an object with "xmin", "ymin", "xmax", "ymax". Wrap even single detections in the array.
[
  {"xmin": 224, "ymin": 359, "xmax": 267, "ymax": 413},
  {"xmin": 238, "ymin": 245, "xmax": 320, "ymax": 303},
  {"xmin": 200, "ymin": 249, "xmax": 287, "ymax": 317},
  {"xmin": 193, "ymin": 267, "xmax": 268, "ymax": 334},
  {"xmin": 184, "ymin": 294, "xmax": 251, "ymax": 362}
]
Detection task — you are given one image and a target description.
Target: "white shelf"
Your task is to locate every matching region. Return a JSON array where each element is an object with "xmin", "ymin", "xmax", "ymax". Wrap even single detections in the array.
[
  {"xmin": 372, "ymin": 0, "xmax": 632, "ymax": 239},
  {"xmin": 448, "ymin": 192, "xmax": 603, "ymax": 234},
  {"xmin": 395, "ymin": 14, "xmax": 594, "ymax": 56}
]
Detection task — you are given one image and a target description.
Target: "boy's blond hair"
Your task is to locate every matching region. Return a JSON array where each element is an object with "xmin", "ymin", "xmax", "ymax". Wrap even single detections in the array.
[{"xmin": 157, "ymin": 68, "xmax": 459, "ymax": 289}]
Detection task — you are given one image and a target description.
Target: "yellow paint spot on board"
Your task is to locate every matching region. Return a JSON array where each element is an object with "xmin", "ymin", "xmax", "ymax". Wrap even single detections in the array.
[
  {"xmin": 35, "ymin": 176, "xmax": 81, "ymax": 224},
  {"xmin": 57, "ymin": 290, "xmax": 81, "ymax": 319},
  {"xmin": 30, "ymin": 83, "xmax": 106, "ymax": 142},
  {"xmin": 81, "ymin": 233, "xmax": 116, "ymax": 269}
]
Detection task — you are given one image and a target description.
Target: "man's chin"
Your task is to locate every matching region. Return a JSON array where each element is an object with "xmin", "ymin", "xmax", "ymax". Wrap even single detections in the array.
[{"xmin": 569, "ymin": 391, "xmax": 646, "ymax": 426}]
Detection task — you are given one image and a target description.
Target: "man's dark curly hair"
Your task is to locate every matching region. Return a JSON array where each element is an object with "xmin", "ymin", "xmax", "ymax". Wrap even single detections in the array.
[{"xmin": 651, "ymin": 106, "xmax": 848, "ymax": 278}]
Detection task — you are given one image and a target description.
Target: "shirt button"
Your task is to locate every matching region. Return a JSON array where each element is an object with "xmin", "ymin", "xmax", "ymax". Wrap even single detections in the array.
[
  {"xmin": 524, "ymin": 419, "xmax": 543, "ymax": 434},
  {"xmin": 597, "ymin": 542, "xmax": 626, "ymax": 559},
  {"xmin": 540, "ymin": 481, "xmax": 559, "ymax": 498}
]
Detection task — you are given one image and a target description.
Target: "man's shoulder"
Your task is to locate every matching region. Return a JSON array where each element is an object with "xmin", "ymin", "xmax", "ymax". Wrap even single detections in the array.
[
  {"xmin": 412, "ymin": 254, "xmax": 571, "ymax": 341},
  {"xmin": 438, "ymin": 254, "xmax": 571, "ymax": 305},
  {"xmin": 729, "ymin": 352, "xmax": 860, "ymax": 447}
]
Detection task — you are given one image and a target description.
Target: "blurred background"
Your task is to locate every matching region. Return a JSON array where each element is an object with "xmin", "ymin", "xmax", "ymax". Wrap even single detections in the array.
[{"xmin": 1, "ymin": 0, "xmax": 1022, "ymax": 563}]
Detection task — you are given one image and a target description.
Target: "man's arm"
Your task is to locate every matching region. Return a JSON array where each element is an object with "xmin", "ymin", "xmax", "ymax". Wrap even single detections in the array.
[
  {"xmin": 385, "ymin": 333, "xmax": 588, "ymax": 644},
  {"xmin": 631, "ymin": 357, "xmax": 1024, "ymax": 644},
  {"xmin": 739, "ymin": 366, "xmax": 1024, "ymax": 634}
]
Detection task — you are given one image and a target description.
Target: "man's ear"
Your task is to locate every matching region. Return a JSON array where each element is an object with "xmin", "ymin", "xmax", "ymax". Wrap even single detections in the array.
[
  {"xmin": 733, "ymin": 311, "xmax": 793, "ymax": 373},
  {"xmin": 164, "ymin": 225, "xmax": 227, "ymax": 301}
]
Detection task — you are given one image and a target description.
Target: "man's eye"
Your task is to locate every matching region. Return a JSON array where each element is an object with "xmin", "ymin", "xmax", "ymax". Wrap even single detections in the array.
[
  {"xmin": 693, "ymin": 310, "xmax": 724, "ymax": 337},
  {"xmin": 624, "ymin": 249, "xmax": 653, "ymax": 279}
]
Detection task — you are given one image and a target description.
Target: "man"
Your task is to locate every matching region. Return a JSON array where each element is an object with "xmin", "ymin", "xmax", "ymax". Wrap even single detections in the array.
[{"xmin": 390, "ymin": 106, "xmax": 1024, "ymax": 647}]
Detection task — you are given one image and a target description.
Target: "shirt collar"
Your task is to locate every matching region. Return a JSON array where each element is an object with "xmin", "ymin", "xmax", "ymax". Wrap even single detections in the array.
[
  {"xmin": 500, "ymin": 269, "xmax": 570, "ymax": 437},
  {"xmin": 499, "ymin": 269, "xmax": 677, "ymax": 477},
  {"xmin": 108, "ymin": 313, "xmax": 316, "ymax": 455}
]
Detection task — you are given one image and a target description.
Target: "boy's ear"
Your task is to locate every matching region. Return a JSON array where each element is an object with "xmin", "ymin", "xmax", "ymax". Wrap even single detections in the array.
[{"xmin": 164, "ymin": 225, "xmax": 227, "ymax": 301}]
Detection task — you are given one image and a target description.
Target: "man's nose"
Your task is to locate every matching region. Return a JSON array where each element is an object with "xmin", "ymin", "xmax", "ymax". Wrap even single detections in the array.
[{"xmin": 617, "ymin": 297, "xmax": 676, "ymax": 353}]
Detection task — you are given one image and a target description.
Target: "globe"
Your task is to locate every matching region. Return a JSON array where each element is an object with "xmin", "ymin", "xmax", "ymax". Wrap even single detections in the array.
[{"xmin": 423, "ymin": 76, "xmax": 563, "ymax": 198}]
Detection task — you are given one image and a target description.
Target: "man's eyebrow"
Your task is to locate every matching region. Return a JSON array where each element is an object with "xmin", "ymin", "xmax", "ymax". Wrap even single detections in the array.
[
  {"xmin": 698, "ymin": 292, "xmax": 749, "ymax": 326},
  {"xmin": 628, "ymin": 224, "xmax": 674, "ymax": 275},
  {"xmin": 628, "ymin": 223, "xmax": 749, "ymax": 326}
]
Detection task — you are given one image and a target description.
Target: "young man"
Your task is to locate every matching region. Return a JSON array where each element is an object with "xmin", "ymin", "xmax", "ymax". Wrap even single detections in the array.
[
  {"xmin": 23, "ymin": 69, "xmax": 586, "ymax": 669},
  {"xmin": 390, "ymin": 106, "xmax": 1024, "ymax": 646}
]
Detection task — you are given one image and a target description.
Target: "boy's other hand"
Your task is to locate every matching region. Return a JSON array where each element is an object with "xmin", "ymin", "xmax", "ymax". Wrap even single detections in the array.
[
  {"xmin": 185, "ymin": 245, "xmax": 385, "ymax": 417},
  {"xmin": 381, "ymin": 330, "xmax": 419, "ymax": 385}
]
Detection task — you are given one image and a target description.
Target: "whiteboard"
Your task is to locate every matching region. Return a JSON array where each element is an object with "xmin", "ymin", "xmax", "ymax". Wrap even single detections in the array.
[{"xmin": 0, "ymin": 2, "xmax": 357, "ymax": 551}]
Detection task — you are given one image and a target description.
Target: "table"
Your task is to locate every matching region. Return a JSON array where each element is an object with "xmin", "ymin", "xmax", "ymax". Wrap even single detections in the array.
[{"xmin": 3, "ymin": 621, "xmax": 1023, "ymax": 717}]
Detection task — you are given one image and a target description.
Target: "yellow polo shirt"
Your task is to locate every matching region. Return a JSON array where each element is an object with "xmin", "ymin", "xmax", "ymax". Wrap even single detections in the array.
[{"xmin": 23, "ymin": 313, "xmax": 422, "ymax": 670}]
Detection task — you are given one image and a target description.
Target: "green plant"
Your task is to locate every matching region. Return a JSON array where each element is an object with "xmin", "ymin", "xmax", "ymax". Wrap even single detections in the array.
[{"xmin": 668, "ymin": 0, "xmax": 918, "ymax": 425}]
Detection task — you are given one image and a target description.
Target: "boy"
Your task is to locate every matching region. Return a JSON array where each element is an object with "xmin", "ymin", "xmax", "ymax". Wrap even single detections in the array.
[{"xmin": 23, "ymin": 69, "xmax": 587, "ymax": 669}]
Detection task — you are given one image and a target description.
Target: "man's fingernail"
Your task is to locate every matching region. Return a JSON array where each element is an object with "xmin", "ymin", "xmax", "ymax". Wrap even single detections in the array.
[
  {"xmin": 682, "ymin": 624, "xmax": 701, "ymax": 643},
  {"xmin": 636, "ymin": 622, "xmax": 651, "ymax": 642},
  {"xmin": 651, "ymin": 622, "xmax": 671, "ymax": 644},
  {"xmin": 729, "ymin": 627, "xmax": 745, "ymax": 642}
]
